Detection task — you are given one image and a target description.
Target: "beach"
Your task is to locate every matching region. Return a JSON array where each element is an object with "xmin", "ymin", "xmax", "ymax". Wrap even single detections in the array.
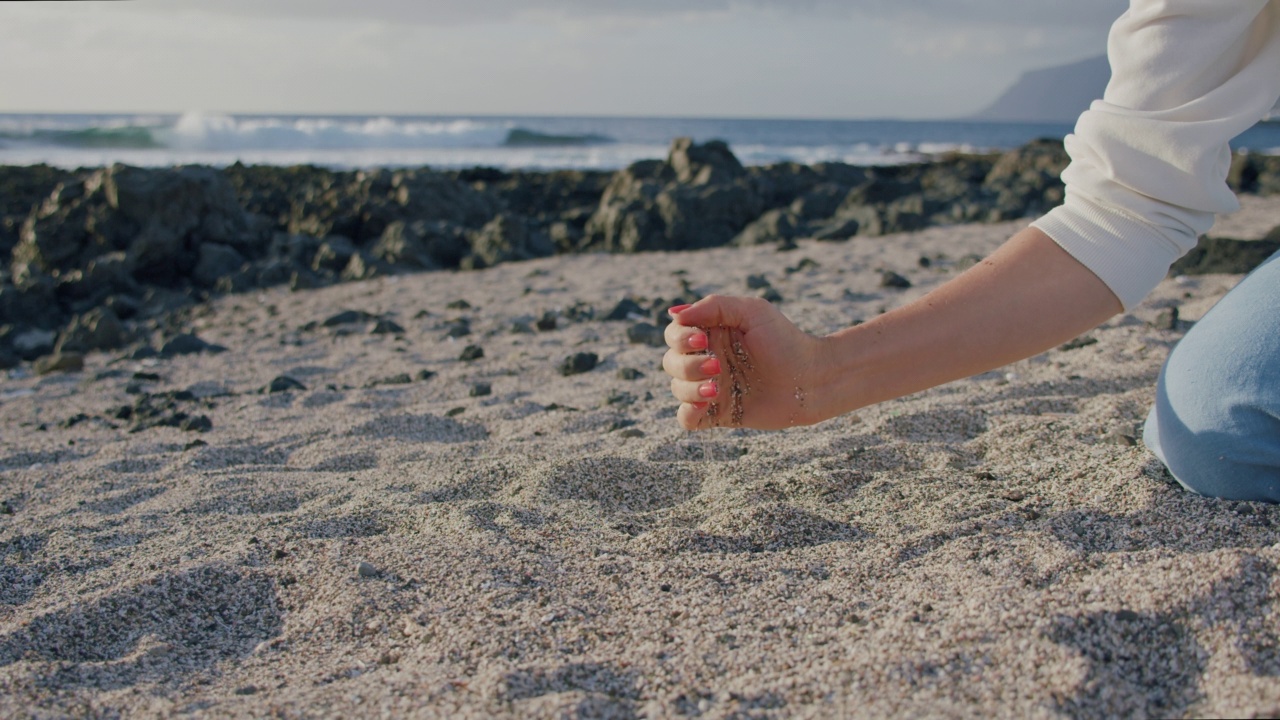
[{"xmin": 2, "ymin": 173, "xmax": 1280, "ymax": 717}]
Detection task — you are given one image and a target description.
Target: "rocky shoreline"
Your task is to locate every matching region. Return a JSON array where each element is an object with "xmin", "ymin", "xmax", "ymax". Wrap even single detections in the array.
[{"xmin": 3, "ymin": 138, "xmax": 1279, "ymax": 372}]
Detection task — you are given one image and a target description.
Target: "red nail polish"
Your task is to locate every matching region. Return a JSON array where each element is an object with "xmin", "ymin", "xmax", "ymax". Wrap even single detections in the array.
[
  {"xmin": 693, "ymin": 402, "xmax": 709, "ymax": 410},
  {"xmin": 700, "ymin": 358, "xmax": 721, "ymax": 376},
  {"xmin": 668, "ymin": 304, "xmax": 692, "ymax": 315},
  {"xmin": 688, "ymin": 333, "xmax": 708, "ymax": 350},
  {"xmin": 698, "ymin": 382, "xmax": 718, "ymax": 398}
]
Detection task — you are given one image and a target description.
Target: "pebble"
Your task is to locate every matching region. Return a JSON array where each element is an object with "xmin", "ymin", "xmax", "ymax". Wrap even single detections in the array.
[
  {"xmin": 160, "ymin": 333, "xmax": 227, "ymax": 357},
  {"xmin": 470, "ymin": 382, "xmax": 492, "ymax": 397},
  {"xmin": 559, "ymin": 352, "xmax": 599, "ymax": 376},
  {"xmin": 617, "ymin": 368, "xmax": 644, "ymax": 380},
  {"xmin": 759, "ymin": 287, "xmax": 784, "ymax": 304},
  {"xmin": 323, "ymin": 310, "xmax": 374, "ymax": 327},
  {"xmin": 446, "ymin": 299, "xmax": 472, "ymax": 310},
  {"xmin": 445, "ymin": 320, "xmax": 472, "ymax": 338},
  {"xmin": 266, "ymin": 376, "xmax": 307, "ymax": 393},
  {"xmin": 459, "ymin": 345, "xmax": 484, "ymax": 362},
  {"xmin": 536, "ymin": 312, "xmax": 558, "ymax": 332},
  {"xmin": 1152, "ymin": 306, "xmax": 1180, "ymax": 331},
  {"xmin": 1059, "ymin": 335, "xmax": 1098, "ymax": 352},
  {"xmin": 371, "ymin": 319, "xmax": 405, "ymax": 335},
  {"xmin": 627, "ymin": 323, "xmax": 665, "ymax": 348},
  {"xmin": 746, "ymin": 274, "xmax": 771, "ymax": 290},
  {"xmin": 415, "ymin": 369, "xmax": 437, "ymax": 382},
  {"xmin": 357, "ymin": 561, "xmax": 379, "ymax": 578},
  {"xmin": 34, "ymin": 351, "xmax": 84, "ymax": 375},
  {"xmin": 879, "ymin": 271, "xmax": 912, "ymax": 289},
  {"xmin": 605, "ymin": 298, "xmax": 646, "ymax": 321}
]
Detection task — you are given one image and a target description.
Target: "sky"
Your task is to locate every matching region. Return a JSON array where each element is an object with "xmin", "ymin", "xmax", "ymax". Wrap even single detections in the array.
[{"xmin": 0, "ymin": 0, "xmax": 1125, "ymax": 119}]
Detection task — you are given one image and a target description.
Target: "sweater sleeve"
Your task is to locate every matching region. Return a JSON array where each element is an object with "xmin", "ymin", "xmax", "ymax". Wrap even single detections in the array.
[{"xmin": 1032, "ymin": 0, "xmax": 1280, "ymax": 310}]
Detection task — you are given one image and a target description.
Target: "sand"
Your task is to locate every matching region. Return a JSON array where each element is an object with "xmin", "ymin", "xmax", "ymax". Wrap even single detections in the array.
[{"xmin": 2, "ymin": 198, "xmax": 1280, "ymax": 719}]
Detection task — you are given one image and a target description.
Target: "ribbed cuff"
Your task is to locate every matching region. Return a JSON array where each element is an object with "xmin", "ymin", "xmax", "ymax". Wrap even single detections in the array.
[{"xmin": 1031, "ymin": 195, "xmax": 1187, "ymax": 311}]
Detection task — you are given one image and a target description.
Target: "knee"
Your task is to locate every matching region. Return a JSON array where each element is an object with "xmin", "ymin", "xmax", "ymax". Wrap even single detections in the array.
[{"xmin": 1148, "ymin": 345, "xmax": 1280, "ymax": 502}]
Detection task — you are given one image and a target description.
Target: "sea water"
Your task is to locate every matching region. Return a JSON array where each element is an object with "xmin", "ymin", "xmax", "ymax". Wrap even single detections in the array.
[{"xmin": 0, "ymin": 111, "xmax": 1122, "ymax": 171}]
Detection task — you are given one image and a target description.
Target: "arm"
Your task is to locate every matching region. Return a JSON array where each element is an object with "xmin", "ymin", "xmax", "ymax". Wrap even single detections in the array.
[
  {"xmin": 664, "ymin": 226, "xmax": 1120, "ymax": 430},
  {"xmin": 807, "ymin": 226, "xmax": 1119, "ymax": 422},
  {"xmin": 1035, "ymin": 0, "xmax": 1280, "ymax": 310}
]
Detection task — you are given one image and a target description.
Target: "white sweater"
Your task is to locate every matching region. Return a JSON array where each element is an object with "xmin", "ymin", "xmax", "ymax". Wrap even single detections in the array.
[{"xmin": 1032, "ymin": 0, "xmax": 1280, "ymax": 310}]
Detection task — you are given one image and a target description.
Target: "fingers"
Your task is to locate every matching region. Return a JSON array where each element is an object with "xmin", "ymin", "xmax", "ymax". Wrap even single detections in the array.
[
  {"xmin": 662, "ymin": 350, "xmax": 721, "ymax": 382},
  {"xmin": 664, "ymin": 320, "xmax": 708, "ymax": 353},
  {"xmin": 677, "ymin": 402, "xmax": 715, "ymax": 431},
  {"xmin": 670, "ymin": 376, "xmax": 719, "ymax": 404},
  {"xmin": 668, "ymin": 294, "xmax": 772, "ymax": 332}
]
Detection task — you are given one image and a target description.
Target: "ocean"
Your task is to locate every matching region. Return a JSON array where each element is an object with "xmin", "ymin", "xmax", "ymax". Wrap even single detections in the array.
[{"xmin": 3, "ymin": 112, "xmax": 1280, "ymax": 172}]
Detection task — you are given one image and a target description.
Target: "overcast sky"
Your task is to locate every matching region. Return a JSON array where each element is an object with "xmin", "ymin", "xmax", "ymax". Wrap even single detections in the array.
[{"xmin": 0, "ymin": 0, "xmax": 1124, "ymax": 118}]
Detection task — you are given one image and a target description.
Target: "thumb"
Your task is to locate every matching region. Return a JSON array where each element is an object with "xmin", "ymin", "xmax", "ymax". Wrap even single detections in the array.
[{"xmin": 671, "ymin": 294, "xmax": 768, "ymax": 330}]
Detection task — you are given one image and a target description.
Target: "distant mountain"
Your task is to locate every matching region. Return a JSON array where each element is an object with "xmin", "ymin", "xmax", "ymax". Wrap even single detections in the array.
[{"xmin": 972, "ymin": 55, "xmax": 1110, "ymax": 123}]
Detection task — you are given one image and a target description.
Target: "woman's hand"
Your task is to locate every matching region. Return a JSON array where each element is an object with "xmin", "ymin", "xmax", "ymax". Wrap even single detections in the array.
[{"xmin": 663, "ymin": 295, "xmax": 827, "ymax": 431}]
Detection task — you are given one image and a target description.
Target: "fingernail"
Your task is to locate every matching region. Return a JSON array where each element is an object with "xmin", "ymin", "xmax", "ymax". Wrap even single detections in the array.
[
  {"xmin": 698, "ymin": 381, "xmax": 718, "ymax": 398},
  {"xmin": 700, "ymin": 358, "xmax": 721, "ymax": 376},
  {"xmin": 668, "ymin": 304, "xmax": 692, "ymax": 315},
  {"xmin": 693, "ymin": 402, "xmax": 709, "ymax": 410},
  {"xmin": 688, "ymin": 333, "xmax": 708, "ymax": 350}
]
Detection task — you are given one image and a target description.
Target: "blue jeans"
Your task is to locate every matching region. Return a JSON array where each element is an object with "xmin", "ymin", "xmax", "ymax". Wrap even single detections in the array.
[{"xmin": 1144, "ymin": 249, "xmax": 1280, "ymax": 501}]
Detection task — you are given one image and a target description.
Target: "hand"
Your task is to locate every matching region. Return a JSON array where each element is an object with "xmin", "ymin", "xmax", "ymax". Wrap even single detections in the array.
[{"xmin": 663, "ymin": 295, "xmax": 827, "ymax": 431}]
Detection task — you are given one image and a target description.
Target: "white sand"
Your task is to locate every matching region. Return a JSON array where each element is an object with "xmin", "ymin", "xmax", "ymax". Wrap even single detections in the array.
[{"xmin": 2, "ymin": 200, "xmax": 1280, "ymax": 718}]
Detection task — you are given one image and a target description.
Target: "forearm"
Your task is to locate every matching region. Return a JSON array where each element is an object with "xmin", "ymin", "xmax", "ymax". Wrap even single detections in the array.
[{"xmin": 810, "ymin": 227, "xmax": 1122, "ymax": 419}]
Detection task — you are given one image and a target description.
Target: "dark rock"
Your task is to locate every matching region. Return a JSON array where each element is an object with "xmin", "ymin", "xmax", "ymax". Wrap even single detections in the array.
[
  {"xmin": 627, "ymin": 322, "xmax": 666, "ymax": 348},
  {"xmin": 266, "ymin": 376, "xmax": 306, "ymax": 393},
  {"xmin": 415, "ymin": 369, "xmax": 437, "ymax": 382},
  {"xmin": 759, "ymin": 287, "xmax": 784, "ymax": 304},
  {"xmin": 786, "ymin": 258, "xmax": 821, "ymax": 274},
  {"xmin": 811, "ymin": 215, "xmax": 866, "ymax": 242},
  {"xmin": 54, "ymin": 307, "xmax": 126, "ymax": 354},
  {"xmin": 289, "ymin": 270, "xmax": 324, "ymax": 291},
  {"xmin": 446, "ymin": 407, "xmax": 467, "ymax": 417},
  {"xmin": 367, "ymin": 373, "xmax": 412, "ymax": 388},
  {"xmin": 371, "ymin": 222, "xmax": 438, "ymax": 270},
  {"xmin": 733, "ymin": 208, "xmax": 802, "ymax": 247},
  {"xmin": 357, "ymin": 561, "xmax": 379, "ymax": 578},
  {"xmin": 559, "ymin": 352, "xmax": 599, "ymax": 376},
  {"xmin": 746, "ymin": 274, "xmax": 771, "ymax": 290},
  {"xmin": 617, "ymin": 367, "xmax": 644, "ymax": 380},
  {"xmin": 0, "ymin": 348, "xmax": 17, "ymax": 370},
  {"xmin": 536, "ymin": 312, "xmax": 558, "ymax": 332},
  {"xmin": 445, "ymin": 319, "xmax": 472, "ymax": 338},
  {"xmin": 161, "ymin": 333, "xmax": 227, "ymax": 357},
  {"xmin": 341, "ymin": 252, "xmax": 382, "ymax": 282},
  {"xmin": 1151, "ymin": 306, "xmax": 1180, "ymax": 331},
  {"xmin": 11, "ymin": 327, "xmax": 57, "ymax": 361},
  {"xmin": 180, "ymin": 415, "xmax": 213, "ymax": 433},
  {"xmin": 605, "ymin": 298, "xmax": 646, "ymax": 321},
  {"xmin": 1059, "ymin": 335, "xmax": 1098, "ymax": 351},
  {"xmin": 371, "ymin": 319, "xmax": 405, "ymax": 335},
  {"xmin": 311, "ymin": 235, "xmax": 358, "ymax": 273},
  {"xmin": 584, "ymin": 138, "xmax": 762, "ymax": 253},
  {"xmin": 323, "ymin": 310, "xmax": 374, "ymax": 327},
  {"xmin": 668, "ymin": 138, "xmax": 745, "ymax": 185},
  {"xmin": 464, "ymin": 214, "xmax": 554, "ymax": 269},
  {"xmin": 605, "ymin": 391, "xmax": 637, "ymax": 407},
  {"xmin": 470, "ymin": 382, "xmax": 492, "ymax": 397},
  {"xmin": 879, "ymin": 271, "xmax": 912, "ymax": 289},
  {"xmin": 459, "ymin": 345, "xmax": 484, "ymax": 362},
  {"xmin": 446, "ymin": 299, "xmax": 472, "ymax": 310},
  {"xmin": 193, "ymin": 243, "xmax": 248, "ymax": 287},
  {"xmin": 619, "ymin": 428, "xmax": 646, "ymax": 439},
  {"xmin": 34, "ymin": 351, "xmax": 84, "ymax": 375},
  {"xmin": 790, "ymin": 183, "xmax": 849, "ymax": 220},
  {"xmin": 1171, "ymin": 235, "xmax": 1280, "ymax": 276}
]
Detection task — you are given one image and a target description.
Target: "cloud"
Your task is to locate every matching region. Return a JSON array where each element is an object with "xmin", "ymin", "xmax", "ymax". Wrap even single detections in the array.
[{"xmin": 154, "ymin": 0, "xmax": 1126, "ymax": 31}]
